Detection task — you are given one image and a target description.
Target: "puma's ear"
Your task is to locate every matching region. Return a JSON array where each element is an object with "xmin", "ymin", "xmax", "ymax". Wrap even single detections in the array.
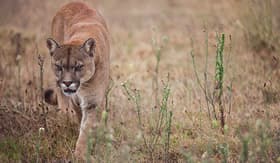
[
  {"xmin": 46, "ymin": 38, "xmax": 59, "ymax": 56},
  {"xmin": 82, "ymin": 38, "xmax": 95, "ymax": 57}
]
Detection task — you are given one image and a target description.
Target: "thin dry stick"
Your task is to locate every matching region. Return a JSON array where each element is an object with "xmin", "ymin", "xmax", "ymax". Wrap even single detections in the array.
[
  {"xmin": 0, "ymin": 78, "xmax": 5, "ymax": 99},
  {"xmin": 153, "ymin": 43, "xmax": 160, "ymax": 108},
  {"xmin": 190, "ymin": 38, "xmax": 204, "ymax": 90},
  {"xmin": 13, "ymin": 33, "xmax": 22, "ymax": 102},
  {"xmin": 104, "ymin": 78, "xmax": 114, "ymax": 125},
  {"xmin": 37, "ymin": 45, "xmax": 48, "ymax": 132},
  {"xmin": 155, "ymin": 51, "xmax": 160, "ymax": 108},
  {"xmin": 203, "ymin": 26, "xmax": 212, "ymax": 120},
  {"xmin": 225, "ymin": 35, "xmax": 233, "ymax": 117},
  {"xmin": 152, "ymin": 78, "xmax": 170, "ymax": 148},
  {"xmin": 227, "ymin": 82, "xmax": 233, "ymax": 116},
  {"xmin": 190, "ymin": 38, "xmax": 217, "ymax": 120},
  {"xmin": 122, "ymin": 83, "xmax": 151, "ymax": 154},
  {"xmin": 164, "ymin": 111, "xmax": 172, "ymax": 163}
]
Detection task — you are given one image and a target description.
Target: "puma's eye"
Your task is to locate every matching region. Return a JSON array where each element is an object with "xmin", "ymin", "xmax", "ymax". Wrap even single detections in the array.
[
  {"xmin": 55, "ymin": 64, "xmax": 63, "ymax": 71},
  {"xmin": 75, "ymin": 64, "xmax": 84, "ymax": 71}
]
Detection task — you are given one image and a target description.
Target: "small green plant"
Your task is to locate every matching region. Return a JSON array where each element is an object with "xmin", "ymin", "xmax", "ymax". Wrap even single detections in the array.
[
  {"xmin": 181, "ymin": 151, "xmax": 195, "ymax": 163},
  {"xmin": 122, "ymin": 83, "xmax": 150, "ymax": 154},
  {"xmin": 238, "ymin": 119, "xmax": 274, "ymax": 163},
  {"xmin": 215, "ymin": 33, "xmax": 226, "ymax": 132},
  {"xmin": 190, "ymin": 31, "xmax": 231, "ymax": 133},
  {"xmin": 218, "ymin": 143, "xmax": 229, "ymax": 163},
  {"xmin": 240, "ymin": 134, "xmax": 249, "ymax": 163},
  {"xmin": 122, "ymin": 80, "xmax": 172, "ymax": 162}
]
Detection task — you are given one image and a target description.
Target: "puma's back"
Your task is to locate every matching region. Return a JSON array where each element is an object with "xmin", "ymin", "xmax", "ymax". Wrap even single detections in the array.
[{"xmin": 52, "ymin": 2, "xmax": 109, "ymax": 44}]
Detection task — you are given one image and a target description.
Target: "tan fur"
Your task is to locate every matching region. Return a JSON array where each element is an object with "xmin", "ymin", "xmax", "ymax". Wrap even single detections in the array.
[{"xmin": 46, "ymin": 2, "xmax": 110, "ymax": 161}]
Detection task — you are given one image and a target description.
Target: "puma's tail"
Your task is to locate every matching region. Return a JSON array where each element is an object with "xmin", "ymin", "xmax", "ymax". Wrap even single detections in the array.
[{"xmin": 44, "ymin": 89, "xmax": 58, "ymax": 105}]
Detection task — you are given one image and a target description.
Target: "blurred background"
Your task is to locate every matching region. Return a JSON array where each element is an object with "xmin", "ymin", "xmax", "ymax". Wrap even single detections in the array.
[{"xmin": 0, "ymin": 0, "xmax": 279, "ymax": 162}]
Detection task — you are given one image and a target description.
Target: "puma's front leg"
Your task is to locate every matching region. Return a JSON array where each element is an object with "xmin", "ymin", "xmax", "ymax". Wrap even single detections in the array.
[{"xmin": 74, "ymin": 104, "xmax": 98, "ymax": 161}]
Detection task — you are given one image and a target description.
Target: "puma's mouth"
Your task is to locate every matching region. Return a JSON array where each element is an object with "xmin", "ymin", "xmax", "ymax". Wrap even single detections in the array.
[
  {"xmin": 59, "ymin": 81, "xmax": 80, "ymax": 96},
  {"xmin": 62, "ymin": 88, "xmax": 77, "ymax": 96}
]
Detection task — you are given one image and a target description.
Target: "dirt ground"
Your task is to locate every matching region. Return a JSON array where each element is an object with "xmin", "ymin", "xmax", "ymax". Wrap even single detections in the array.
[{"xmin": 0, "ymin": 0, "xmax": 279, "ymax": 162}]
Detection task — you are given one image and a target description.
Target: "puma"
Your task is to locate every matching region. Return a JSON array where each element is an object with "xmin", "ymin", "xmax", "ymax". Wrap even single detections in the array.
[{"xmin": 45, "ymin": 2, "xmax": 110, "ymax": 161}]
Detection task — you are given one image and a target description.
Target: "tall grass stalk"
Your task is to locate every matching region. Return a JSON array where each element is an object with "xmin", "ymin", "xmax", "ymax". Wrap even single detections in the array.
[
  {"xmin": 104, "ymin": 79, "xmax": 114, "ymax": 126},
  {"xmin": 203, "ymin": 26, "xmax": 212, "ymax": 121},
  {"xmin": 240, "ymin": 135, "xmax": 249, "ymax": 163},
  {"xmin": 37, "ymin": 46, "xmax": 48, "ymax": 132},
  {"xmin": 36, "ymin": 127, "xmax": 44, "ymax": 163},
  {"xmin": 104, "ymin": 132, "xmax": 113, "ymax": 163},
  {"xmin": 164, "ymin": 111, "xmax": 172, "ymax": 162},
  {"xmin": 151, "ymin": 30, "xmax": 168, "ymax": 108},
  {"xmin": 218, "ymin": 143, "xmax": 229, "ymax": 163},
  {"xmin": 16, "ymin": 57, "xmax": 21, "ymax": 102},
  {"xmin": 13, "ymin": 33, "xmax": 22, "ymax": 102}
]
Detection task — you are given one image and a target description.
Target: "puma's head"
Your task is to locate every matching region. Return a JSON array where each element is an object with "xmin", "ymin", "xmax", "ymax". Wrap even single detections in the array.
[{"xmin": 46, "ymin": 38, "xmax": 96, "ymax": 96}]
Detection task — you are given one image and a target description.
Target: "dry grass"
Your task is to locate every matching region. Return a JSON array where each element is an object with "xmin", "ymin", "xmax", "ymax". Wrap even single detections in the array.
[{"xmin": 0, "ymin": 0, "xmax": 280, "ymax": 162}]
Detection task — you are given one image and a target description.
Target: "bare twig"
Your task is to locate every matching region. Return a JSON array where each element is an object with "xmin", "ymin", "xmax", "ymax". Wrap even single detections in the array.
[{"xmin": 37, "ymin": 44, "xmax": 48, "ymax": 132}]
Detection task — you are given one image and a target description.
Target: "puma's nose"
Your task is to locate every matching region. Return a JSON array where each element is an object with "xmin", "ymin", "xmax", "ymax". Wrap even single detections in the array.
[{"xmin": 63, "ymin": 81, "xmax": 73, "ymax": 87}]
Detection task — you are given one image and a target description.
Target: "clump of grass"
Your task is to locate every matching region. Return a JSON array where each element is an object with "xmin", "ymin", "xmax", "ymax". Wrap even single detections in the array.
[
  {"xmin": 238, "ymin": 119, "xmax": 274, "ymax": 162},
  {"xmin": 261, "ymin": 81, "xmax": 279, "ymax": 104},
  {"xmin": 179, "ymin": 119, "xmax": 276, "ymax": 162},
  {"xmin": 0, "ymin": 138, "xmax": 23, "ymax": 161},
  {"xmin": 235, "ymin": 0, "xmax": 279, "ymax": 52}
]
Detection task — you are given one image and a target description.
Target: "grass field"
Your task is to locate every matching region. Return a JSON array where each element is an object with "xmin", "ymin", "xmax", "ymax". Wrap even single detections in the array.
[{"xmin": 0, "ymin": 0, "xmax": 280, "ymax": 162}]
